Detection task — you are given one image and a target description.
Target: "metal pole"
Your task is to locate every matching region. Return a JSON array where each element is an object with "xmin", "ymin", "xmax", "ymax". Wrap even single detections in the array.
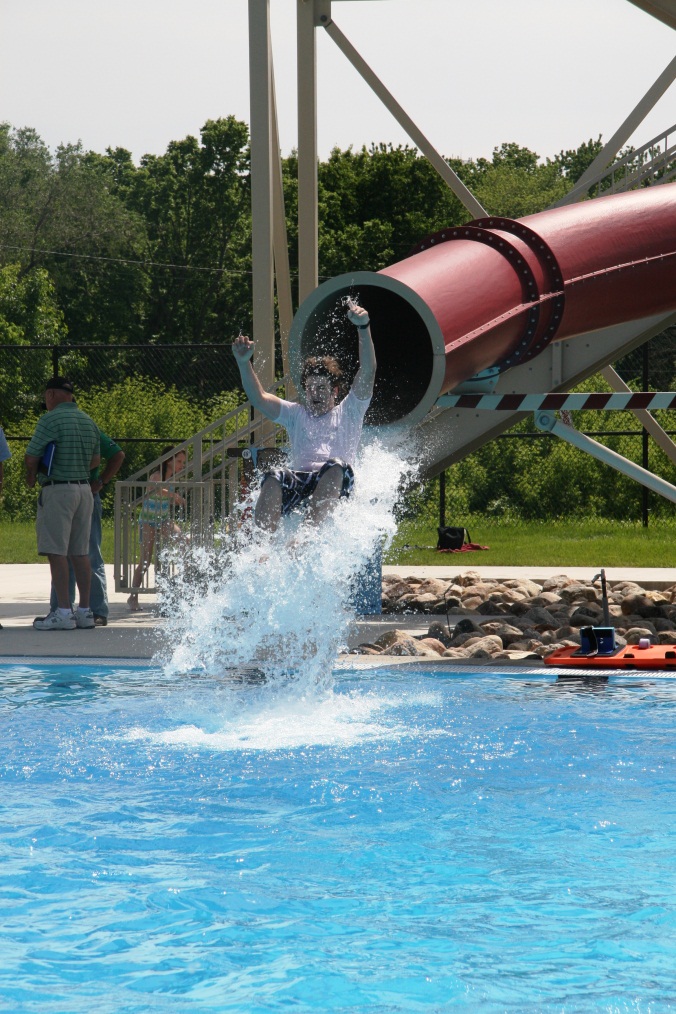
[
  {"xmin": 558, "ymin": 54, "xmax": 676, "ymax": 204},
  {"xmin": 297, "ymin": 0, "xmax": 320, "ymax": 303},
  {"xmin": 323, "ymin": 18, "xmax": 487, "ymax": 220},
  {"xmin": 600, "ymin": 365, "xmax": 676, "ymax": 467},
  {"xmin": 248, "ymin": 0, "xmax": 275, "ymax": 392},
  {"xmin": 269, "ymin": 42, "xmax": 295, "ymax": 392},
  {"xmin": 642, "ymin": 343, "xmax": 650, "ymax": 527},
  {"xmin": 534, "ymin": 409, "xmax": 676, "ymax": 506}
]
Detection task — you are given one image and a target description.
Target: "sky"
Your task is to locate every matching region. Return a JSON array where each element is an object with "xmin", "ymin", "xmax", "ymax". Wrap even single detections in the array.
[{"xmin": 1, "ymin": 0, "xmax": 675, "ymax": 165}]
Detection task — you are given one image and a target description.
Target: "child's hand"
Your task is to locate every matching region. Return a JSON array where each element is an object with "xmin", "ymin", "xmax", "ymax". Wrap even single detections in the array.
[
  {"xmin": 345, "ymin": 298, "xmax": 369, "ymax": 328},
  {"xmin": 232, "ymin": 334, "xmax": 254, "ymax": 362}
]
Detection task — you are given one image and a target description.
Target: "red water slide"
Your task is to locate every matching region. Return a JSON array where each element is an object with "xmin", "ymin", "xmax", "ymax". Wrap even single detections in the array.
[{"xmin": 288, "ymin": 185, "xmax": 676, "ymax": 428}]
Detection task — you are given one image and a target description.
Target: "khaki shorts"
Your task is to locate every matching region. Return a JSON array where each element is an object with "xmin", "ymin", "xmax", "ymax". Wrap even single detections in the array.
[{"xmin": 36, "ymin": 483, "xmax": 94, "ymax": 557}]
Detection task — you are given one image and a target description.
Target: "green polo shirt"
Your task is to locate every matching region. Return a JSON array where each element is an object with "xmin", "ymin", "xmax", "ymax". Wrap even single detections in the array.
[
  {"xmin": 26, "ymin": 402, "xmax": 100, "ymax": 484},
  {"xmin": 92, "ymin": 431, "xmax": 122, "ymax": 482}
]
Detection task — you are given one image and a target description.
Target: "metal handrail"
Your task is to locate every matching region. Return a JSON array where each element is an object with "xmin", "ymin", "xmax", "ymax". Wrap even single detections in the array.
[
  {"xmin": 553, "ymin": 122, "xmax": 676, "ymax": 207},
  {"xmin": 114, "ymin": 376, "xmax": 294, "ymax": 593},
  {"xmin": 114, "ymin": 479, "xmax": 217, "ymax": 595},
  {"xmin": 124, "ymin": 374, "xmax": 293, "ymax": 484}
]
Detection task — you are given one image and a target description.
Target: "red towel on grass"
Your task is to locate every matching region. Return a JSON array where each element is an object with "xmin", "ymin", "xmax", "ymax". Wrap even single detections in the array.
[{"xmin": 436, "ymin": 542, "xmax": 489, "ymax": 553}]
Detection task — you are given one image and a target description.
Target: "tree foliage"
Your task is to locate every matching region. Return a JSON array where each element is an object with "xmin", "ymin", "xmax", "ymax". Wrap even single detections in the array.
[
  {"xmin": 0, "ymin": 262, "xmax": 67, "ymax": 425},
  {"xmin": 3, "ymin": 117, "xmax": 666, "ymax": 525}
]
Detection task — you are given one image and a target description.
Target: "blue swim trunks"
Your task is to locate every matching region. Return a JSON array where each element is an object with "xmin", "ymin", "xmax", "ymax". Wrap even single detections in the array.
[{"xmin": 261, "ymin": 458, "xmax": 354, "ymax": 516}]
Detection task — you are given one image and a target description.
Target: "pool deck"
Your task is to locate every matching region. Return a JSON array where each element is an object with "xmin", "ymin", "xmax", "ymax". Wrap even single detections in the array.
[{"xmin": 1, "ymin": 562, "xmax": 674, "ymax": 662}]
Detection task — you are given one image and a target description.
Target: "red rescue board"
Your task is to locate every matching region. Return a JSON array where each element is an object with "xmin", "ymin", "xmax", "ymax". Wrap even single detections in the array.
[{"xmin": 545, "ymin": 645, "xmax": 676, "ymax": 670}]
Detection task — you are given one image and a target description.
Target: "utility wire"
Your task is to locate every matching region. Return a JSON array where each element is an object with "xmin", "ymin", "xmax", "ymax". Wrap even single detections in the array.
[{"xmin": 0, "ymin": 243, "xmax": 334, "ymax": 281}]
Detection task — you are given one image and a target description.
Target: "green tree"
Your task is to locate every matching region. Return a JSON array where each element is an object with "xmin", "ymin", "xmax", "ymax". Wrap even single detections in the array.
[
  {"xmin": 117, "ymin": 117, "xmax": 252, "ymax": 352},
  {"xmin": 0, "ymin": 263, "xmax": 67, "ymax": 426},
  {"xmin": 553, "ymin": 136, "xmax": 603, "ymax": 183},
  {"xmin": 0, "ymin": 123, "xmax": 148, "ymax": 347},
  {"xmin": 462, "ymin": 142, "xmax": 569, "ymax": 217},
  {"xmin": 298, "ymin": 144, "xmax": 467, "ymax": 279}
]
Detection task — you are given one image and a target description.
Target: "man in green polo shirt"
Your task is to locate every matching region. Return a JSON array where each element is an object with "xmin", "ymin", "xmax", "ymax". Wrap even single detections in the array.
[
  {"xmin": 25, "ymin": 377, "xmax": 101, "ymax": 631},
  {"xmin": 48, "ymin": 430, "xmax": 125, "ymax": 625}
]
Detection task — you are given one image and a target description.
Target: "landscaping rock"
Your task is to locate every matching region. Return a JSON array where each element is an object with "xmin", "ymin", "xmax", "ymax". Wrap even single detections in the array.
[
  {"xmin": 442, "ymin": 647, "xmax": 471, "ymax": 659},
  {"xmin": 478, "ymin": 621, "xmax": 525, "ymax": 646},
  {"xmin": 530, "ymin": 592, "xmax": 565, "ymax": 608},
  {"xmin": 380, "ymin": 573, "xmax": 676, "ymax": 663},
  {"xmin": 374, "ymin": 629, "xmax": 415, "ymax": 650},
  {"xmin": 624, "ymin": 627, "xmax": 659, "ymax": 645},
  {"xmin": 541, "ymin": 574, "xmax": 575, "ymax": 591},
  {"xmin": 621, "ymin": 595, "xmax": 665, "ymax": 619},
  {"xmin": 559, "ymin": 583, "xmax": 599, "ymax": 603},
  {"xmin": 476, "ymin": 599, "xmax": 509, "ymax": 615},
  {"xmin": 418, "ymin": 637, "xmax": 447, "ymax": 656},
  {"xmin": 452, "ymin": 618, "xmax": 484, "ymax": 636},
  {"xmin": 460, "ymin": 595, "xmax": 483, "ymax": 611},
  {"xmin": 387, "ymin": 640, "xmax": 426, "ymax": 656},
  {"xmin": 522, "ymin": 607, "xmax": 559, "ymax": 627},
  {"xmin": 426, "ymin": 621, "xmax": 454, "ymax": 647},
  {"xmin": 465, "ymin": 635, "xmax": 503, "ymax": 657}
]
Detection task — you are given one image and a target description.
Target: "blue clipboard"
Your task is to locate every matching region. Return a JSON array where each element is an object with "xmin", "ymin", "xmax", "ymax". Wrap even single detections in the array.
[{"xmin": 40, "ymin": 441, "xmax": 56, "ymax": 476}]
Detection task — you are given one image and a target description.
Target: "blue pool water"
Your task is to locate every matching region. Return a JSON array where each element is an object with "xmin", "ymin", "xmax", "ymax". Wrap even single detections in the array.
[{"xmin": 2, "ymin": 661, "xmax": 676, "ymax": 1012}]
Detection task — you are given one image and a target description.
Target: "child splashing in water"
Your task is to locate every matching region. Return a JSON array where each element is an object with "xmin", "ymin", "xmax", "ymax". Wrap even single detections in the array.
[{"xmin": 232, "ymin": 299, "xmax": 376, "ymax": 533}]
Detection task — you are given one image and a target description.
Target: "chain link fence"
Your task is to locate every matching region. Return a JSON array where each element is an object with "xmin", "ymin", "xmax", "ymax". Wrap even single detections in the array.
[
  {"xmin": 0, "ymin": 342, "xmax": 246, "ymax": 521},
  {"xmin": 421, "ymin": 327, "xmax": 676, "ymax": 530},
  {"xmin": 2, "ymin": 341, "xmax": 241, "ymax": 416},
  {"xmin": 3, "ymin": 328, "xmax": 676, "ymax": 527}
]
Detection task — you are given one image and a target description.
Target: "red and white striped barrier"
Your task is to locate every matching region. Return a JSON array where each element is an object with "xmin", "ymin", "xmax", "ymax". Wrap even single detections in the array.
[{"xmin": 436, "ymin": 392, "xmax": 676, "ymax": 412}]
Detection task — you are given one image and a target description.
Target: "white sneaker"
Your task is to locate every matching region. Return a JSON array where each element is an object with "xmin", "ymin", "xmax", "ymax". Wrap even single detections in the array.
[
  {"xmin": 75, "ymin": 609, "xmax": 95, "ymax": 630},
  {"xmin": 33, "ymin": 610, "xmax": 77, "ymax": 631}
]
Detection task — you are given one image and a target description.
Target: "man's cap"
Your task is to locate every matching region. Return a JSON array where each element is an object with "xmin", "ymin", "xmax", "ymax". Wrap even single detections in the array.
[{"xmin": 45, "ymin": 377, "xmax": 74, "ymax": 393}]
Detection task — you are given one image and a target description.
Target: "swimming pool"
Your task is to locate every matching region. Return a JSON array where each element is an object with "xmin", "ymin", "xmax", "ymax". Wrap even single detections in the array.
[{"xmin": 2, "ymin": 660, "xmax": 675, "ymax": 1012}]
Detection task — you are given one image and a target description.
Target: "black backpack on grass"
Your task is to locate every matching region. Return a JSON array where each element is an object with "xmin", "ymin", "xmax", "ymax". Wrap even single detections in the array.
[{"xmin": 436, "ymin": 526, "xmax": 471, "ymax": 551}]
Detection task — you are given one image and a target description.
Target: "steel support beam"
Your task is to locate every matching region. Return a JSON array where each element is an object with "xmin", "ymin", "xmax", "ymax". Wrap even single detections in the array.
[
  {"xmin": 558, "ymin": 53, "xmax": 676, "ymax": 205},
  {"xmin": 534, "ymin": 408, "xmax": 676, "ymax": 505},
  {"xmin": 627, "ymin": 0, "xmax": 676, "ymax": 31},
  {"xmin": 411, "ymin": 311, "xmax": 676, "ymax": 476},
  {"xmin": 438, "ymin": 392, "xmax": 676, "ymax": 411},
  {"xmin": 297, "ymin": 0, "xmax": 321, "ymax": 303},
  {"xmin": 601, "ymin": 365, "xmax": 676, "ymax": 466},
  {"xmin": 270, "ymin": 45, "xmax": 295, "ymax": 392},
  {"xmin": 248, "ymin": 0, "xmax": 275, "ymax": 392},
  {"xmin": 322, "ymin": 17, "xmax": 487, "ymax": 220}
]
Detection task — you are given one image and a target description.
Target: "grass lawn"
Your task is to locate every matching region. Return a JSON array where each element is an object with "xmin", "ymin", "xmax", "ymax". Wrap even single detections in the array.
[
  {"xmin": 0, "ymin": 518, "xmax": 674, "ymax": 568},
  {"xmin": 0, "ymin": 523, "xmax": 115, "ymax": 564},
  {"xmin": 385, "ymin": 518, "xmax": 676, "ymax": 568}
]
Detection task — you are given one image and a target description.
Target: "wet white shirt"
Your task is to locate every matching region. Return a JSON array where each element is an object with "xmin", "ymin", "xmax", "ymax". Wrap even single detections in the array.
[{"xmin": 276, "ymin": 389, "xmax": 371, "ymax": 471}]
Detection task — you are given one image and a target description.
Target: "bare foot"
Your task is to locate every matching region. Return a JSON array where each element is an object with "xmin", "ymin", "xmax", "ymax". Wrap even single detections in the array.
[{"xmin": 127, "ymin": 595, "xmax": 143, "ymax": 612}]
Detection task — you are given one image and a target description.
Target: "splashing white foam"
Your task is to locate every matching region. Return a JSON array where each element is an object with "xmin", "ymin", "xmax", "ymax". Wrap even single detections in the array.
[
  {"xmin": 123, "ymin": 685, "xmax": 444, "ymax": 752},
  {"xmin": 158, "ymin": 437, "xmax": 416, "ymax": 685}
]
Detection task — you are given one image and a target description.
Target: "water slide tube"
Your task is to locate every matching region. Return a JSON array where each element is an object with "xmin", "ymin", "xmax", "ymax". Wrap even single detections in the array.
[{"xmin": 287, "ymin": 185, "xmax": 676, "ymax": 428}]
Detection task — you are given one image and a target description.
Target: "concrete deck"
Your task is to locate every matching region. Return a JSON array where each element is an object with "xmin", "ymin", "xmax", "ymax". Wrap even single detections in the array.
[
  {"xmin": 0, "ymin": 564, "xmax": 163, "ymax": 659},
  {"xmin": 0, "ymin": 563, "xmax": 439, "ymax": 660},
  {"xmin": 1, "ymin": 562, "xmax": 675, "ymax": 661}
]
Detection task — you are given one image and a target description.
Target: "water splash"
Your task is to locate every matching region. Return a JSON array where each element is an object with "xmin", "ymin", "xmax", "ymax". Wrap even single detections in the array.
[
  {"xmin": 123, "ymin": 684, "xmax": 445, "ymax": 752},
  {"xmin": 158, "ymin": 437, "xmax": 416, "ymax": 684}
]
